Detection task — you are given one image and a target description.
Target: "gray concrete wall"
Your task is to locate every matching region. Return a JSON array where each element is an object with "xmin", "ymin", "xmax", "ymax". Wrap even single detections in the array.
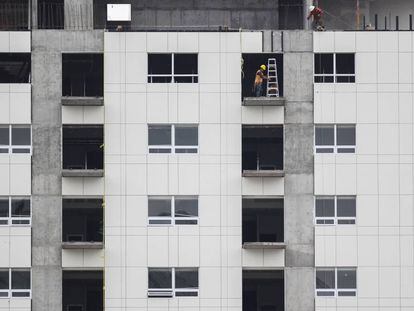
[
  {"xmin": 93, "ymin": 0, "xmax": 280, "ymax": 30},
  {"xmin": 281, "ymin": 30, "xmax": 315, "ymax": 311},
  {"xmin": 31, "ymin": 29, "xmax": 104, "ymax": 311},
  {"xmin": 65, "ymin": 0, "xmax": 94, "ymax": 30}
]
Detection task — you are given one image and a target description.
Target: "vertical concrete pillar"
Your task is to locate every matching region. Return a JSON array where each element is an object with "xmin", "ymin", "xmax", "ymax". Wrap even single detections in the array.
[
  {"xmin": 282, "ymin": 30, "xmax": 315, "ymax": 311},
  {"xmin": 31, "ymin": 30, "xmax": 63, "ymax": 311}
]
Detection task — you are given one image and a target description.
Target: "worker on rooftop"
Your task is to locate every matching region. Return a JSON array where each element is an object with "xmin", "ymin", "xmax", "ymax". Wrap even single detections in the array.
[
  {"xmin": 307, "ymin": 5, "xmax": 325, "ymax": 31},
  {"xmin": 254, "ymin": 65, "xmax": 268, "ymax": 97}
]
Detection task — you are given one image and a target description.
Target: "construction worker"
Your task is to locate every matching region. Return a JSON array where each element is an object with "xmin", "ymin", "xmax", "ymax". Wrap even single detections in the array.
[
  {"xmin": 307, "ymin": 5, "xmax": 325, "ymax": 31},
  {"xmin": 253, "ymin": 64, "xmax": 268, "ymax": 97}
]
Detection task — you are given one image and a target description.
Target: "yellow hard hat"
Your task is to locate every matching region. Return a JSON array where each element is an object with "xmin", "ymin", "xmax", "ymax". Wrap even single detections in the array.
[{"xmin": 260, "ymin": 64, "xmax": 266, "ymax": 70}]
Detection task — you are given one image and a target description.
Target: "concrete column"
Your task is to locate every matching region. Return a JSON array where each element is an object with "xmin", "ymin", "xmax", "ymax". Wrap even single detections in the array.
[
  {"xmin": 281, "ymin": 30, "xmax": 315, "ymax": 311},
  {"xmin": 31, "ymin": 30, "xmax": 63, "ymax": 311},
  {"xmin": 31, "ymin": 30, "xmax": 104, "ymax": 311}
]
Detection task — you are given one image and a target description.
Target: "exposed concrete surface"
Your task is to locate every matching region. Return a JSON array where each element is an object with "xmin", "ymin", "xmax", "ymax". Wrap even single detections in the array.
[
  {"xmin": 93, "ymin": 0, "xmax": 280, "ymax": 29},
  {"xmin": 31, "ymin": 29, "xmax": 103, "ymax": 311},
  {"xmin": 281, "ymin": 30, "xmax": 314, "ymax": 311},
  {"xmin": 65, "ymin": 0, "xmax": 94, "ymax": 30}
]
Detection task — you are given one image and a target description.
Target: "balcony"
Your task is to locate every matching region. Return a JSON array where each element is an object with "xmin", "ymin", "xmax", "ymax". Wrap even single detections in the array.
[
  {"xmin": 62, "ymin": 125, "xmax": 104, "ymax": 177},
  {"xmin": 242, "ymin": 198, "xmax": 285, "ymax": 249},
  {"xmin": 242, "ymin": 53, "xmax": 285, "ymax": 106},
  {"xmin": 62, "ymin": 53, "xmax": 104, "ymax": 106},
  {"xmin": 242, "ymin": 125, "xmax": 284, "ymax": 177},
  {"xmin": 63, "ymin": 271, "xmax": 103, "ymax": 311},
  {"xmin": 62, "ymin": 198, "xmax": 103, "ymax": 249},
  {"xmin": 243, "ymin": 270, "xmax": 284, "ymax": 311}
]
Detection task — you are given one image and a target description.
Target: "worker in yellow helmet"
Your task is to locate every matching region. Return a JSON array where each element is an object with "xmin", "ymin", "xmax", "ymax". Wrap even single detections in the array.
[{"xmin": 254, "ymin": 64, "xmax": 268, "ymax": 97}]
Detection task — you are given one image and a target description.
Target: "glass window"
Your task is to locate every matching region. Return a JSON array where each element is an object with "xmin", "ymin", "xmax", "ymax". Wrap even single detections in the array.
[
  {"xmin": 316, "ymin": 269, "xmax": 335, "ymax": 296},
  {"xmin": 11, "ymin": 198, "xmax": 30, "ymax": 217},
  {"xmin": 0, "ymin": 199, "xmax": 9, "ymax": 218},
  {"xmin": 315, "ymin": 125, "xmax": 334, "ymax": 146},
  {"xmin": 336, "ymin": 125, "xmax": 355, "ymax": 146},
  {"xmin": 315, "ymin": 54, "xmax": 333, "ymax": 75},
  {"xmin": 336, "ymin": 54, "xmax": 355, "ymax": 74},
  {"xmin": 175, "ymin": 197, "xmax": 198, "ymax": 225},
  {"xmin": 175, "ymin": 268, "xmax": 198, "ymax": 289},
  {"xmin": 315, "ymin": 197, "xmax": 335, "ymax": 218},
  {"xmin": 0, "ymin": 270, "xmax": 8, "ymax": 290},
  {"xmin": 148, "ymin": 125, "xmax": 171, "ymax": 146},
  {"xmin": 11, "ymin": 269, "xmax": 30, "ymax": 290},
  {"xmin": 337, "ymin": 197, "xmax": 356, "ymax": 218},
  {"xmin": 0, "ymin": 126, "xmax": 9, "ymax": 146},
  {"xmin": 148, "ymin": 268, "xmax": 172, "ymax": 289},
  {"xmin": 148, "ymin": 54, "xmax": 172, "ymax": 75},
  {"xmin": 11, "ymin": 126, "xmax": 30, "ymax": 146},
  {"xmin": 175, "ymin": 126, "xmax": 198, "ymax": 146},
  {"xmin": 174, "ymin": 54, "xmax": 198, "ymax": 75},
  {"xmin": 337, "ymin": 269, "xmax": 357, "ymax": 296}
]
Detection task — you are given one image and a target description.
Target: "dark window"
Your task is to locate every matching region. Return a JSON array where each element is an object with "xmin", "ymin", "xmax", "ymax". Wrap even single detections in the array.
[
  {"xmin": 11, "ymin": 198, "xmax": 30, "ymax": 217},
  {"xmin": 315, "ymin": 197, "xmax": 335, "ymax": 225},
  {"xmin": 175, "ymin": 268, "xmax": 198, "ymax": 289},
  {"xmin": 174, "ymin": 197, "xmax": 198, "ymax": 224},
  {"xmin": 0, "ymin": 198, "xmax": 8, "ymax": 218},
  {"xmin": 148, "ymin": 268, "xmax": 172, "ymax": 289},
  {"xmin": 62, "ymin": 54, "xmax": 104, "ymax": 97},
  {"xmin": 148, "ymin": 197, "xmax": 171, "ymax": 225},
  {"xmin": 148, "ymin": 53, "xmax": 198, "ymax": 83},
  {"xmin": 315, "ymin": 54, "xmax": 333, "ymax": 75},
  {"xmin": 62, "ymin": 125, "xmax": 104, "ymax": 170},
  {"xmin": 11, "ymin": 126, "xmax": 30, "ymax": 146},
  {"xmin": 0, "ymin": 126, "xmax": 9, "ymax": 145},
  {"xmin": 337, "ymin": 269, "xmax": 357, "ymax": 296},
  {"xmin": 0, "ymin": 53, "xmax": 31, "ymax": 83},
  {"xmin": 62, "ymin": 198, "xmax": 103, "ymax": 243},
  {"xmin": 336, "ymin": 125, "xmax": 356, "ymax": 146},
  {"xmin": 38, "ymin": 0, "xmax": 64, "ymax": 29},
  {"xmin": 242, "ymin": 198, "xmax": 284, "ymax": 243},
  {"xmin": 316, "ymin": 269, "xmax": 335, "ymax": 293},
  {"xmin": 279, "ymin": 0, "xmax": 303, "ymax": 30},
  {"xmin": 315, "ymin": 125, "xmax": 334, "ymax": 146},
  {"xmin": 336, "ymin": 54, "xmax": 355, "ymax": 74},
  {"xmin": 0, "ymin": 0, "xmax": 29, "ymax": 30},
  {"xmin": 63, "ymin": 271, "xmax": 103, "ymax": 311},
  {"xmin": 0, "ymin": 270, "xmax": 8, "ymax": 290},
  {"xmin": 174, "ymin": 126, "xmax": 198, "ymax": 153},
  {"xmin": 148, "ymin": 125, "xmax": 172, "ymax": 153},
  {"xmin": 242, "ymin": 126, "xmax": 284, "ymax": 171},
  {"xmin": 337, "ymin": 196, "xmax": 356, "ymax": 224},
  {"xmin": 243, "ymin": 270, "xmax": 284, "ymax": 311},
  {"xmin": 11, "ymin": 270, "xmax": 30, "ymax": 290}
]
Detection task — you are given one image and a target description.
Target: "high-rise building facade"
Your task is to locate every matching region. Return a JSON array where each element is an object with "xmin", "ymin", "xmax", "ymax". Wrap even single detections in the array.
[{"xmin": 0, "ymin": 1, "xmax": 413, "ymax": 311}]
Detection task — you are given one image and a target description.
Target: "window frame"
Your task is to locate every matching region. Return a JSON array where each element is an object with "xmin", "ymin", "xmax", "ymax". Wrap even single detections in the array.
[
  {"xmin": 148, "ymin": 124, "xmax": 199, "ymax": 154},
  {"xmin": 314, "ymin": 196, "xmax": 356, "ymax": 225},
  {"xmin": 316, "ymin": 267, "xmax": 357, "ymax": 297},
  {"xmin": 315, "ymin": 124, "xmax": 356, "ymax": 154},
  {"xmin": 148, "ymin": 196, "xmax": 199, "ymax": 226},
  {"xmin": 314, "ymin": 53, "xmax": 355, "ymax": 83},
  {"xmin": 148, "ymin": 267, "xmax": 199, "ymax": 298},
  {"xmin": 0, "ymin": 125, "xmax": 32, "ymax": 155},
  {"xmin": 0, "ymin": 197, "xmax": 31, "ymax": 227},
  {"xmin": 147, "ymin": 53, "xmax": 198, "ymax": 83},
  {"xmin": 0, "ymin": 269, "xmax": 31, "ymax": 299}
]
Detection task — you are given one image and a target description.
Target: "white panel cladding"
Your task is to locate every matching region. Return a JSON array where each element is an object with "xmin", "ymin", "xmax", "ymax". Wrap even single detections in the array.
[
  {"xmin": 0, "ymin": 32, "xmax": 31, "ymax": 53},
  {"xmin": 314, "ymin": 31, "xmax": 414, "ymax": 310},
  {"xmin": 62, "ymin": 177, "xmax": 104, "ymax": 196},
  {"xmin": 62, "ymin": 106, "xmax": 104, "ymax": 124},
  {"xmin": 0, "ymin": 227, "xmax": 31, "ymax": 268},
  {"xmin": 0, "ymin": 84, "xmax": 31, "ymax": 124},
  {"xmin": 61, "ymin": 249, "xmax": 104, "ymax": 268},
  {"xmin": 104, "ymin": 31, "xmax": 289, "ymax": 309}
]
